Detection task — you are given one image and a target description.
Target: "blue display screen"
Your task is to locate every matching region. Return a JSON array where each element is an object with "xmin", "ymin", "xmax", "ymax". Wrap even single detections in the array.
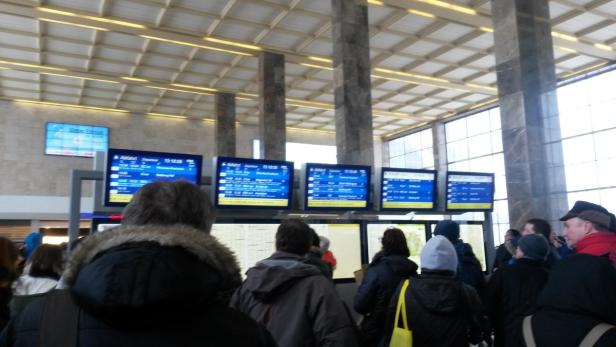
[
  {"xmin": 381, "ymin": 169, "xmax": 436, "ymax": 210},
  {"xmin": 446, "ymin": 172, "xmax": 494, "ymax": 211},
  {"xmin": 305, "ymin": 163, "xmax": 370, "ymax": 210},
  {"xmin": 104, "ymin": 149, "xmax": 202, "ymax": 206},
  {"xmin": 45, "ymin": 122, "xmax": 108, "ymax": 157},
  {"xmin": 215, "ymin": 157, "xmax": 293, "ymax": 209}
]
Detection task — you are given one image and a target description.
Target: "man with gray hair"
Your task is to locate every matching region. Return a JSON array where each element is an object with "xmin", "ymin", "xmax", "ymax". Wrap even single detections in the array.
[{"xmin": 2, "ymin": 181, "xmax": 276, "ymax": 346}]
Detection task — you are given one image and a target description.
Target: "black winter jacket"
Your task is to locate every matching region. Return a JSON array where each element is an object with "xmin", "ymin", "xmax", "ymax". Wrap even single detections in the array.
[
  {"xmin": 528, "ymin": 255, "xmax": 616, "ymax": 347},
  {"xmin": 354, "ymin": 252, "xmax": 418, "ymax": 347},
  {"xmin": 0, "ymin": 225, "xmax": 277, "ymax": 347},
  {"xmin": 230, "ymin": 251, "xmax": 358, "ymax": 347},
  {"xmin": 381, "ymin": 271, "xmax": 484, "ymax": 347},
  {"xmin": 486, "ymin": 258, "xmax": 548, "ymax": 347},
  {"xmin": 452, "ymin": 240, "xmax": 486, "ymax": 299}
]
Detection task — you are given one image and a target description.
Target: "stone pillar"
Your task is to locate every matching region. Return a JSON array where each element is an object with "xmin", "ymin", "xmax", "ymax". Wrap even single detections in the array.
[
  {"xmin": 331, "ymin": 0, "xmax": 374, "ymax": 166},
  {"xmin": 258, "ymin": 51, "xmax": 286, "ymax": 161},
  {"xmin": 432, "ymin": 122, "xmax": 448, "ymax": 213},
  {"xmin": 215, "ymin": 92, "xmax": 236, "ymax": 157},
  {"xmin": 492, "ymin": 0, "xmax": 568, "ymax": 230}
]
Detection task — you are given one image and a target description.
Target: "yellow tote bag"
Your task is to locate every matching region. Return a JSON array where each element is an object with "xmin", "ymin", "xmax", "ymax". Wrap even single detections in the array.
[{"xmin": 389, "ymin": 279, "xmax": 412, "ymax": 347}]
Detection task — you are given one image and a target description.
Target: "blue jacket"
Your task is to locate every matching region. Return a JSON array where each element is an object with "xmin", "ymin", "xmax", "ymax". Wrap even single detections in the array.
[{"xmin": 354, "ymin": 252, "xmax": 418, "ymax": 346}]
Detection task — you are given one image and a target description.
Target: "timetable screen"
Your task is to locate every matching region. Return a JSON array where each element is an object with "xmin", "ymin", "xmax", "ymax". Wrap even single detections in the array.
[
  {"xmin": 381, "ymin": 169, "xmax": 436, "ymax": 210},
  {"xmin": 215, "ymin": 157, "xmax": 293, "ymax": 209},
  {"xmin": 45, "ymin": 122, "xmax": 108, "ymax": 157},
  {"xmin": 446, "ymin": 172, "xmax": 494, "ymax": 211},
  {"xmin": 104, "ymin": 149, "xmax": 202, "ymax": 206},
  {"xmin": 305, "ymin": 163, "xmax": 370, "ymax": 210}
]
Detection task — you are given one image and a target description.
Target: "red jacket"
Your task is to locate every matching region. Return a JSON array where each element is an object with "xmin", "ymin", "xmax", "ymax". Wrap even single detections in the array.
[{"xmin": 576, "ymin": 232, "xmax": 616, "ymax": 265}]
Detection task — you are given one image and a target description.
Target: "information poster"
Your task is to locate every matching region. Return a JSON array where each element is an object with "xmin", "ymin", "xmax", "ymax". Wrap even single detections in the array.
[
  {"xmin": 306, "ymin": 165, "xmax": 369, "ymax": 209},
  {"xmin": 217, "ymin": 160, "xmax": 292, "ymax": 207},
  {"xmin": 459, "ymin": 224, "xmax": 487, "ymax": 271},
  {"xmin": 447, "ymin": 174, "xmax": 494, "ymax": 210},
  {"xmin": 367, "ymin": 223, "xmax": 427, "ymax": 269},
  {"xmin": 107, "ymin": 153, "xmax": 199, "ymax": 203},
  {"xmin": 211, "ymin": 223, "xmax": 361, "ymax": 279},
  {"xmin": 312, "ymin": 224, "xmax": 362, "ymax": 279},
  {"xmin": 382, "ymin": 170, "xmax": 435, "ymax": 209}
]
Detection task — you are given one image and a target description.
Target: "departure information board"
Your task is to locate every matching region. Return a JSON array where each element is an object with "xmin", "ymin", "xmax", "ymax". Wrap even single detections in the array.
[
  {"xmin": 305, "ymin": 163, "xmax": 370, "ymax": 210},
  {"xmin": 446, "ymin": 172, "xmax": 494, "ymax": 211},
  {"xmin": 215, "ymin": 157, "xmax": 293, "ymax": 209},
  {"xmin": 211, "ymin": 223, "xmax": 361, "ymax": 279},
  {"xmin": 104, "ymin": 148, "xmax": 202, "ymax": 206},
  {"xmin": 381, "ymin": 168, "xmax": 437, "ymax": 210},
  {"xmin": 367, "ymin": 223, "xmax": 427, "ymax": 270}
]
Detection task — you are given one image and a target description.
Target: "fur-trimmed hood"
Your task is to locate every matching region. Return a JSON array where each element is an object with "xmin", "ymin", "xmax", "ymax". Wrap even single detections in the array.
[{"xmin": 64, "ymin": 224, "xmax": 242, "ymax": 327}]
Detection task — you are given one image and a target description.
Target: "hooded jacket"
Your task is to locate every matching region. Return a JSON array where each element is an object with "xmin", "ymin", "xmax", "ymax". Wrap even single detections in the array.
[
  {"xmin": 381, "ymin": 271, "xmax": 483, "ymax": 347},
  {"xmin": 1, "ymin": 225, "xmax": 277, "ymax": 347},
  {"xmin": 450, "ymin": 240, "xmax": 486, "ymax": 298},
  {"xmin": 230, "ymin": 251, "xmax": 358, "ymax": 347},
  {"xmin": 528, "ymin": 254, "xmax": 616, "ymax": 347},
  {"xmin": 354, "ymin": 252, "xmax": 418, "ymax": 346},
  {"xmin": 382, "ymin": 236, "xmax": 484, "ymax": 347}
]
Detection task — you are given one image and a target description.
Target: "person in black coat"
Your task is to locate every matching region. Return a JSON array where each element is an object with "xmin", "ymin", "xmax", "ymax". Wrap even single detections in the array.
[
  {"xmin": 487, "ymin": 234, "xmax": 550, "ymax": 347},
  {"xmin": 381, "ymin": 235, "xmax": 485, "ymax": 347},
  {"xmin": 491, "ymin": 229, "xmax": 520, "ymax": 273},
  {"xmin": 354, "ymin": 228, "xmax": 418, "ymax": 347},
  {"xmin": 0, "ymin": 181, "xmax": 277, "ymax": 347},
  {"xmin": 434, "ymin": 220, "xmax": 486, "ymax": 298},
  {"xmin": 525, "ymin": 254, "xmax": 616, "ymax": 347}
]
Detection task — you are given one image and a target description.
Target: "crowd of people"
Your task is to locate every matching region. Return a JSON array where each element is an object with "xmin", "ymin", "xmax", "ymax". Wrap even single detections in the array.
[{"xmin": 0, "ymin": 180, "xmax": 614, "ymax": 346}]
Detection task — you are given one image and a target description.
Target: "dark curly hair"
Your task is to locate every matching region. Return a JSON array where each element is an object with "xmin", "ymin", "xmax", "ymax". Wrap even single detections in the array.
[{"xmin": 382, "ymin": 228, "xmax": 410, "ymax": 258}]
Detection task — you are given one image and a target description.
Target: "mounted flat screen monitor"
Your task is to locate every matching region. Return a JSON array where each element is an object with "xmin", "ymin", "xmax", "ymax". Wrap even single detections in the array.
[
  {"xmin": 214, "ymin": 157, "xmax": 294, "ymax": 209},
  {"xmin": 446, "ymin": 171, "xmax": 495, "ymax": 212},
  {"xmin": 104, "ymin": 148, "xmax": 202, "ymax": 207},
  {"xmin": 45, "ymin": 122, "xmax": 108, "ymax": 157},
  {"xmin": 304, "ymin": 163, "xmax": 371, "ymax": 210},
  {"xmin": 380, "ymin": 168, "xmax": 437, "ymax": 211}
]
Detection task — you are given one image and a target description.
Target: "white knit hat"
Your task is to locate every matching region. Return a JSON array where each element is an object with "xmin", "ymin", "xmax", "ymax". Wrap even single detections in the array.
[{"xmin": 420, "ymin": 235, "xmax": 458, "ymax": 273}]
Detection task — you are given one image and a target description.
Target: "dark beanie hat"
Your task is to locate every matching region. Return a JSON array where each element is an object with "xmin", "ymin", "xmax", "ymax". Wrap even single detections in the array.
[
  {"xmin": 434, "ymin": 220, "xmax": 460, "ymax": 242},
  {"xmin": 518, "ymin": 234, "xmax": 550, "ymax": 261}
]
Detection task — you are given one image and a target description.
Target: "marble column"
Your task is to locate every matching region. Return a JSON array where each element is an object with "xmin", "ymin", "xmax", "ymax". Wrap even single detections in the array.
[
  {"xmin": 258, "ymin": 51, "xmax": 286, "ymax": 161},
  {"xmin": 492, "ymin": 0, "xmax": 568, "ymax": 230},
  {"xmin": 331, "ymin": 0, "xmax": 374, "ymax": 166},
  {"xmin": 432, "ymin": 122, "xmax": 448, "ymax": 213},
  {"xmin": 215, "ymin": 92, "xmax": 236, "ymax": 157}
]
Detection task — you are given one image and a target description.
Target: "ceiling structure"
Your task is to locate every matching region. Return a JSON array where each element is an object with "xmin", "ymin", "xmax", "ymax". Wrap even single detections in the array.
[{"xmin": 0, "ymin": 0, "xmax": 614, "ymax": 138}]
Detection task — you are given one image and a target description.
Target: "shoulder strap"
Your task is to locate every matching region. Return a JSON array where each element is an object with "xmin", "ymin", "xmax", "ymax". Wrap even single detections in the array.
[
  {"xmin": 579, "ymin": 323, "xmax": 616, "ymax": 347},
  {"xmin": 522, "ymin": 315, "xmax": 536, "ymax": 347},
  {"xmin": 393, "ymin": 279, "xmax": 411, "ymax": 330},
  {"xmin": 39, "ymin": 290, "xmax": 80, "ymax": 347}
]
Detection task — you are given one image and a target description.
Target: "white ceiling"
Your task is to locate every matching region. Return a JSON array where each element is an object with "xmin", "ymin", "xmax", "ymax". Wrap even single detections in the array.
[{"xmin": 0, "ymin": 0, "xmax": 614, "ymax": 138}]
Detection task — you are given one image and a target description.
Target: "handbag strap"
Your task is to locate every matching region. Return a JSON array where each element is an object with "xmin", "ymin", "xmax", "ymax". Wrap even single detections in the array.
[
  {"xmin": 393, "ymin": 279, "xmax": 411, "ymax": 330},
  {"xmin": 522, "ymin": 315, "xmax": 536, "ymax": 347},
  {"xmin": 579, "ymin": 323, "xmax": 616, "ymax": 347},
  {"xmin": 523, "ymin": 315, "xmax": 614, "ymax": 347}
]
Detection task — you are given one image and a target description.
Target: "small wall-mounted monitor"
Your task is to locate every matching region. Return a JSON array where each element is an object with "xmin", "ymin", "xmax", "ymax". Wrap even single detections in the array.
[
  {"xmin": 304, "ymin": 163, "xmax": 371, "ymax": 210},
  {"xmin": 45, "ymin": 122, "xmax": 108, "ymax": 158},
  {"xmin": 380, "ymin": 168, "xmax": 437, "ymax": 211},
  {"xmin": 446, "ymin": 171, "xmax": 495, "ymax": 212},
  {"xmin": 214, "ymin": 157, "xmax": 294, "ymax": 209},
  {"xmin": 104, "ymin": 148, "xmax": 202, "ymax": 207}
]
